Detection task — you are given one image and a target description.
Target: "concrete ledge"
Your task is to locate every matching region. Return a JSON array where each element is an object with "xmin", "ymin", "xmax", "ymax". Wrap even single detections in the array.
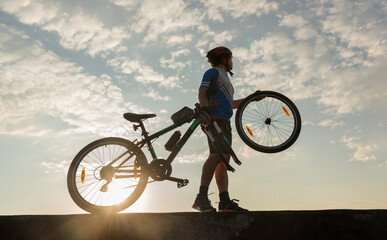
[{"xmin": 1, "ymin": 210, "xmax": 387, "ymax": 240}]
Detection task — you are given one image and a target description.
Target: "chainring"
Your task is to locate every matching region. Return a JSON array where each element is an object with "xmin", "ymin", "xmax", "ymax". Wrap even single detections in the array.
[{"xmin": 149, "ymin": 159, "xmax": 172, "ymax": 181}]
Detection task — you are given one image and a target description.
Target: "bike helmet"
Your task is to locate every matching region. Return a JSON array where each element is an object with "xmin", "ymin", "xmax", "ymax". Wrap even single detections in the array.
[{"xmin": 206, "ymin": 46, "xmax": 233, "ymax": 76}]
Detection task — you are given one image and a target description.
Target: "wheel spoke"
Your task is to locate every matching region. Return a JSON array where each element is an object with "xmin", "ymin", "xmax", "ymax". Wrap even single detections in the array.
[
  {"xmin": 68, "ymin": 138, "xmax": 148, "ymax": 213},
  {"xmin": 236, "ymin": 91, "xmax": 301, "ymax": 153}
]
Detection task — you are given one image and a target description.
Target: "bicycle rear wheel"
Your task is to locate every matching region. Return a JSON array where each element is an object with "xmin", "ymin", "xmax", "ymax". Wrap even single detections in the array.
[
  {"xmin": 235, "ymin": 91, "xmax": 301, "ymax": 153},
  {"xmin": 67, "ymin": 137, "xmax": 148, "ymax": 214}
]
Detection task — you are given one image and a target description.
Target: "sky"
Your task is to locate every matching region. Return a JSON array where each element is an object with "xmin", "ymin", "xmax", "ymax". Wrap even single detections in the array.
[{"xmin": 0, "ymin": 0, "xmax": 386, "ymax": 214}]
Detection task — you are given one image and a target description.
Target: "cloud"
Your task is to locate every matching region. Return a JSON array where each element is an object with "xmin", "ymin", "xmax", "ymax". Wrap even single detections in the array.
[
  {"xmin": 176, "ymin": 151, "xmax": 208, "ymax": 163},
  {"xmin": 318, "ymin": 119, "xmax": 345, "ymax": 129},
  {"xmin": 142, "ymin": 89, "xmax": 171, "ymax": 101},
  {"xmin": 160, "ymin": 48, "xmax": 191, "ymax": 70},
  {"xmin": 232, "ymin": 0, "xmax": 387, "ymax": 115},
  {"xmin": 315, "ymin": 0, "xmax": 387, "ymax": 114},
  {"xmin": 0, "ymin": 0, "xmax": 131, "ymax": 57},
  {"xmin": 118, "ymin": 0, "xmax": 237, "ymax": 48},
  {"xmin": 293, "ymin": 25, "xmax": 317, "ymax": 40},
  {"xmin": 212, "ymin": 30, "xmax": 235, "ymax": 45},
  {"xmin": 238, "ymin": 143, "xmax": 263, "ymax": 159},
  {"xmin": 0, "ymin": 24, "xmax": 143, "ymax": 137},
  {"xmin": 317, "ymin": 57, "xmax": 387, "ymax": 114},
  {"xmin": 41, "ymin": 159, "xmax": 70, "ymax": 174},
  {"xmin": 236, "ymin": 138, "xmax": 298, "ymax": 161},
  {"xmin": 0, "ymin": 0, "xmax": 241, "ymax": 58},
  {"xmin": 44, "ymin": 15, "xmax": 130, "ymax": 57},
  {"xmin": 129, "ymin": 0, "xmax": 203, "ymax": 42},
  {"xmin": 378, "ymin": 122, "xmax": 387, "ymax": 127},
  {"xmin": 279, "ymin": 14, "xmax": 307, "ymax": 28},
  {"xmin": 194, "ymin": 25, "xmax": 236, "ymax": 51},
  {"xmin": 340, "ymin": 136, "xmax": 378, "ymax": 162},
  {"xmin": 302, "ymin": 121, "xmax": 315, "ymax": 126},
  {"xmin": 233, "ymin": 32, "xmax": 324, "ymax": 99},
  {"xmin": 321, "ymin": 0, "xmax": 387, "ymax": 57},
  {"xmin": 109, "ymin": 0, "xmax": 140, "ymax": 10},
  {"xmin": 0, "ymin": 0, "xmax": 58, "ymax": 25},
  {"xmin": 200, "ymin": 0, "xmax": 279, "ymax": 22},
  {"xmin": 279, "ymin": 13, "xmax": 317, "ymax": 40},
  {"xmin": 165, "ymin": 34, "xmax": 194, "ymax": 46},
  {"xmin": 107, "ymin": 56, "xmax": 180, "ymax": 89}
]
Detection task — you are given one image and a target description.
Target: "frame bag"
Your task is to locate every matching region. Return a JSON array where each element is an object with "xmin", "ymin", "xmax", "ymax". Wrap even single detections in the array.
[{"xmin": 171, "ymin": 107, "xmax": 194, "ymax": 124}]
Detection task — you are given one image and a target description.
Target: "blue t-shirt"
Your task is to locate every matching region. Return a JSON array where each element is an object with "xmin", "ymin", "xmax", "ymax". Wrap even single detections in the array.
[{"xmin": 200, "ymin": 67, "xmax": 234, "ymax": 121}]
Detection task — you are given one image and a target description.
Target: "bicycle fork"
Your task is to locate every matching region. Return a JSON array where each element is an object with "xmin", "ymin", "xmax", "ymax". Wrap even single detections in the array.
[{"xmin": 202, "ymin": 122, "xmax": 242, "ymax": 172}]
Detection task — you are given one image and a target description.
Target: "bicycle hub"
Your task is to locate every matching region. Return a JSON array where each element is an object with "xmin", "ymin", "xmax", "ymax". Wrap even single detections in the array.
[{"xmin": 100, "ymin": 165, "xmax": 115, "ymax": 181}]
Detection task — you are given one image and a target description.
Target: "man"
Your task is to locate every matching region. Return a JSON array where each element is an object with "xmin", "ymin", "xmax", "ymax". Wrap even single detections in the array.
[{"xmin": 192, "ymin": 46, "xmax": 248, "ymax": 212}]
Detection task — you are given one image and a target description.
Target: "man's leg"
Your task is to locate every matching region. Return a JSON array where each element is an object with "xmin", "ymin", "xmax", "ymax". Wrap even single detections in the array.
[
  {"xmin": 214, "ymin": 154, "xmax": 249, "ymax": 212},
  {"xmin": 192, "ymin": 154, "xmax": 220, "ymax": 212},
  {"xmin": 215, "ymin": 154, "xmax": 232, "ymax": 210},
  {"xmin": 215, "ymin": 154, "xmax": 230, "ymax": 192},
  {"xmin": 200, "ymin": 153, "xmax": 223, "ymax": 187}
]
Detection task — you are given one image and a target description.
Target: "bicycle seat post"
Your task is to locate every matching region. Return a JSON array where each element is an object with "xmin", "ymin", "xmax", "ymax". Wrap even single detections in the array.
[
  {"xmin": 138, "ymin": 120, "xmax": 158, "ymax": 160},
  {"xmin": 137, "ymin": 121, "xmax": 148, "ymax": 138}
]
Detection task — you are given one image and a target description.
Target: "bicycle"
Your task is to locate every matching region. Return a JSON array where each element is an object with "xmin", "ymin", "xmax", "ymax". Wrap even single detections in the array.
[{"xmin": 67, "ymin": 90, "xmax": 301, "ymax": 213}]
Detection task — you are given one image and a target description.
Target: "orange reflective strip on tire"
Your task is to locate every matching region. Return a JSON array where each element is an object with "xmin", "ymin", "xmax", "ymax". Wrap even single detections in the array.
[{"xmin": 134, "ymin": 165, "xmax": 137, "ymax": 180}]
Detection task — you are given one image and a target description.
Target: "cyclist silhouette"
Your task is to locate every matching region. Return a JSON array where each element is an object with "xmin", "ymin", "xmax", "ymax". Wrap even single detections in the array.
[
  {"xmin": 192, "ymin": 46, "xmax": 248, "ymax": 212},
  {"xmin": 67, "ymin": 45, "xmax": 300, "ymax": 213}
]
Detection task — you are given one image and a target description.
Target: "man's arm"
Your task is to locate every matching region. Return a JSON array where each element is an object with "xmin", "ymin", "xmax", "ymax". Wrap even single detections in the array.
[
  {"xmin": 233, "ymin": 98, "xmax": 244, "ymax": 109},
  {"xmin": 233, "ymin": 93, "xmax": 265, "ymax": 109},
  {"xmin": 198, "ymin": 87, "xmax": 209, "ymax": 107}
]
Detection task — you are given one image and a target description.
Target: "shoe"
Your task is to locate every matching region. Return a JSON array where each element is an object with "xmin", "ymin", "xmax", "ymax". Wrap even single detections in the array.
[
  {"xmin": 219, "ymin": 199, "xmax": 249, "ymax": 212},
  {"xmin": 192, "ymin": 194, "xmax": 216, "ymax": 212}
]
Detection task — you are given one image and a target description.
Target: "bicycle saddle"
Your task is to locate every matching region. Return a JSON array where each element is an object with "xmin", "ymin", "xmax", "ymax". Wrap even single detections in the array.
[{"xmin": 123, "ymin": 113, "xmax": 157, "ymax": 122}]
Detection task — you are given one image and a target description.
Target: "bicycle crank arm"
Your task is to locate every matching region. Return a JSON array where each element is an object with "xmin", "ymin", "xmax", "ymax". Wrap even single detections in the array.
[{"xmin": 100, "ymin": 179, "xmax": 112, "ymax": 192}]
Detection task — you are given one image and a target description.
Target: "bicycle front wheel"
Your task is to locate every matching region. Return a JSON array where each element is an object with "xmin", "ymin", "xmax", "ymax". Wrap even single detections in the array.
[
  {"xmin": 235, "ymin": 91, "xmax": 301, "ymax": 153},
  {"xmin": 67, "ymin": 137, "xmax": 148, "ymax": 214}
]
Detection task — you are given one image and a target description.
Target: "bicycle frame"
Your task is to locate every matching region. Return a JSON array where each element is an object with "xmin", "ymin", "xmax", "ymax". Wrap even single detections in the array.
[
  {"xmin": 68, "ymin": 90, "xmax": 301, "ymax": 213},
  {"xmin": 106, "ymin": 112, "xmax": 201, "ymax": 170},
  {"xmin": 105, "ymin": 104, "xmax": 241, "ymax": 185},
  {"xmin": 141, "ymin": 117, "xmax": 202, "ymax": 165}
]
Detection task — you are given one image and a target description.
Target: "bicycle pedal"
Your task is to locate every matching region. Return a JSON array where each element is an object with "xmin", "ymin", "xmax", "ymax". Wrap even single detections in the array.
[{"xmin": 177, "ymin": 179, "xmax": 189, "ymax": 188}]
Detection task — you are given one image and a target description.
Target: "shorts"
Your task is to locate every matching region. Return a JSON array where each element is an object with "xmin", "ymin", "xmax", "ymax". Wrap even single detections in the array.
[{"xmin": 204, "ymin": 119, "xmax": 232, "ymax": 154}]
